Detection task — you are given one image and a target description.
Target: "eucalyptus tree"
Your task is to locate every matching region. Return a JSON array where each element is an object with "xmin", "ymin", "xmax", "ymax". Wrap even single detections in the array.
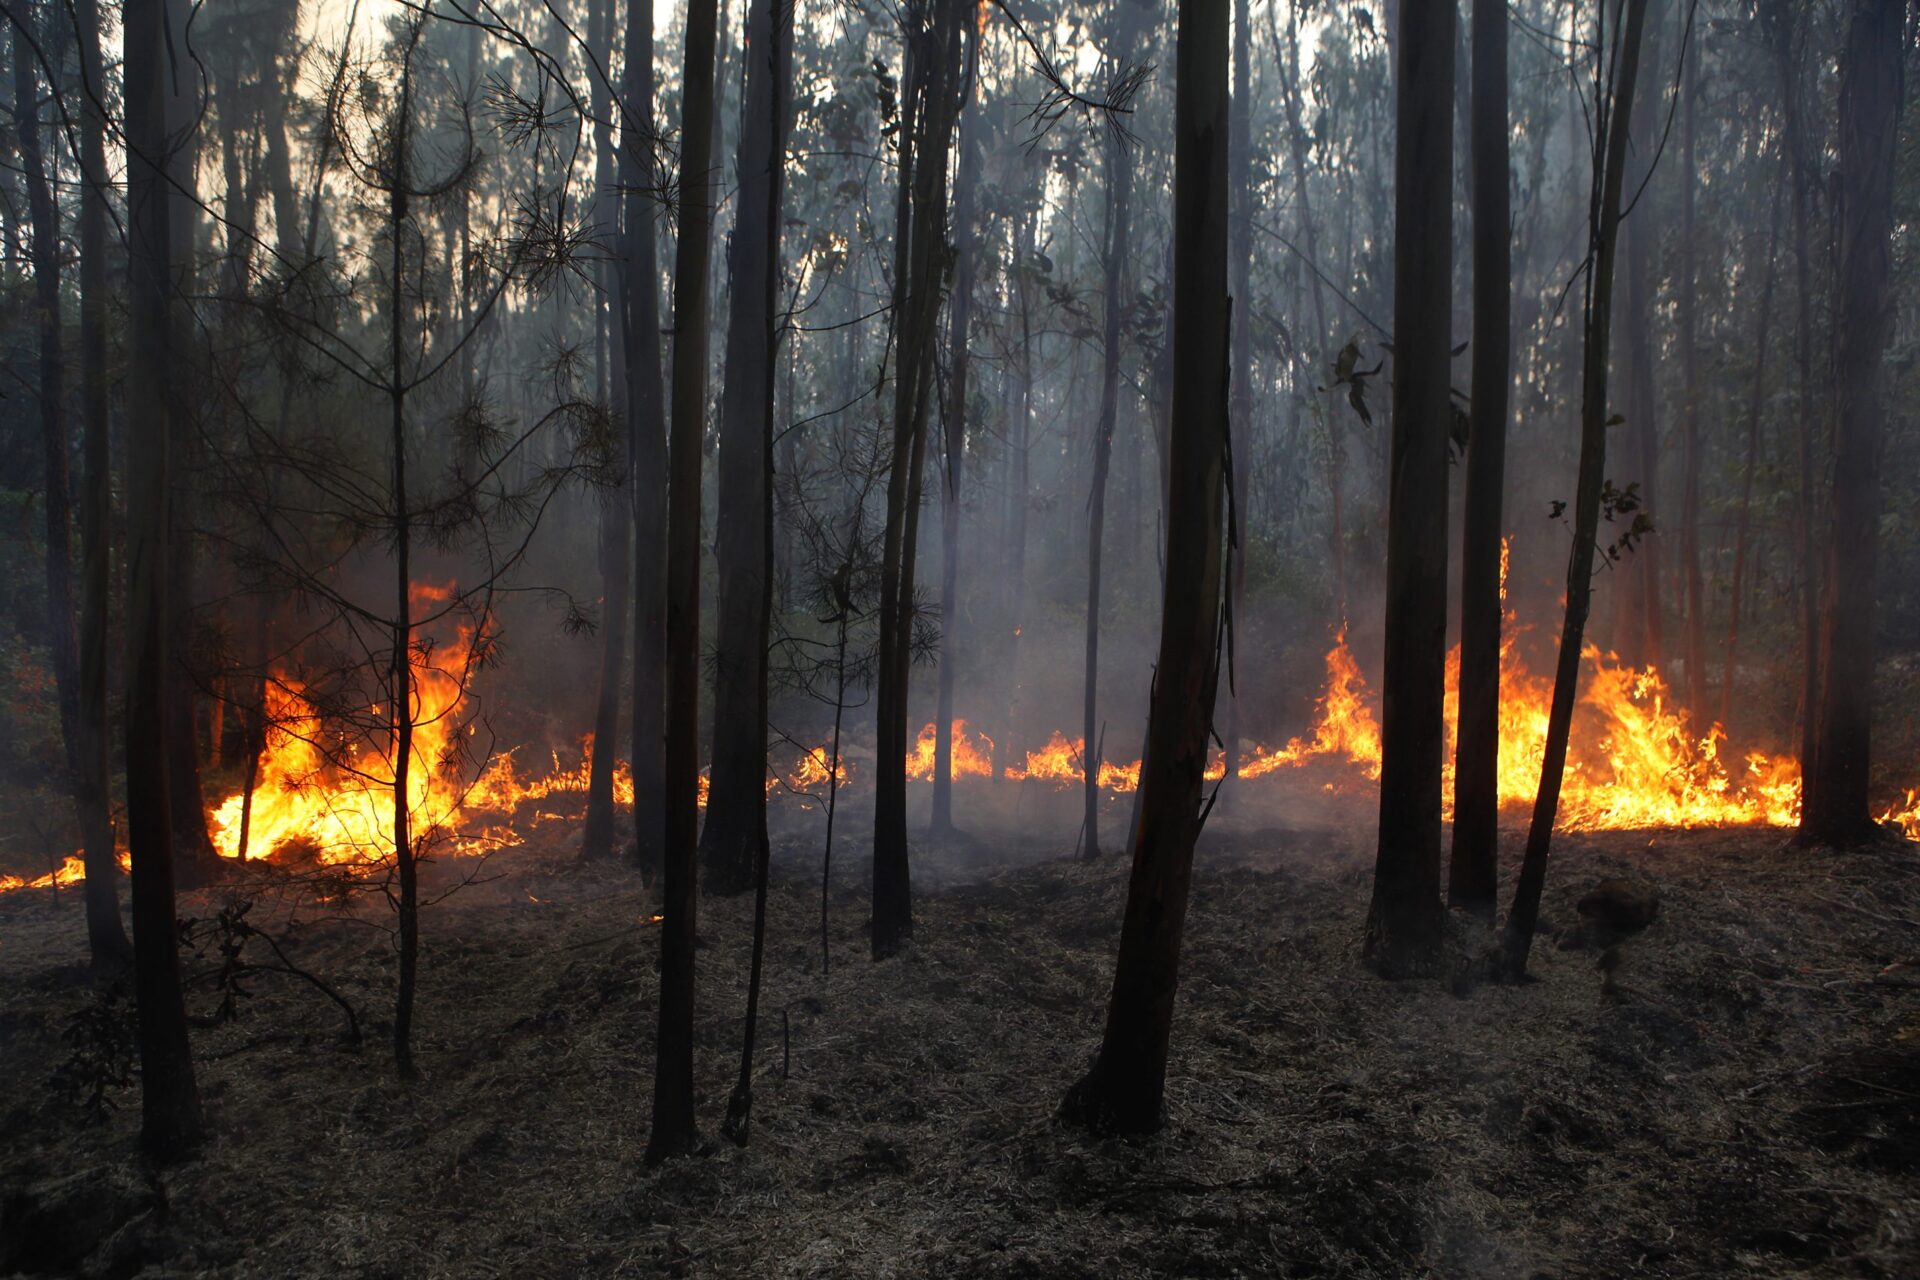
[
  {"xmin": 1061, "ymin": 0, "xmax": 1229, "ymax": 1137},
  {"xmin": 650, "ymin": 0, "xmax": 723, "ymax": 1163},
  {"xmin": 1502, "ymin": 0, "xmax": 1655, "ymax": 980},
  {"xmin": 1364, "ymin": 0, "xmax": 1454, "ymax": 979},
  {"xmin": 1448, "ymin": 0, "xmax": 1510, "ymax": 922},
  {"xmin": 125, "ymin": 0, "xmax": 206, "ymax": 1163},
  {"xmin": 871, "ymin": 0, "xmax": 969, "ymax": 960},
  {"xmin": 73, "ymin": 0, "xmax": 135, "ymax": 971},
  {"xmin": 1797, "ymin": 0, "xmax": 1906, "ymax": 848}
]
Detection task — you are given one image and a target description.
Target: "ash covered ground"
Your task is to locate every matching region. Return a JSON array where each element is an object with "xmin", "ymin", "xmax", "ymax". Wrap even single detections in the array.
[{"xmin": 3, "ymin": 807, "xmax": 1918, "ymax": 1278}]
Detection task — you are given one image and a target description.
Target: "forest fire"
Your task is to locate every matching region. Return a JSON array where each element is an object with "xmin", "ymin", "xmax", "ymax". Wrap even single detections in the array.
[{"xmin": 921, "ymin": 620, "xmax": 1809, "ymax": 833}]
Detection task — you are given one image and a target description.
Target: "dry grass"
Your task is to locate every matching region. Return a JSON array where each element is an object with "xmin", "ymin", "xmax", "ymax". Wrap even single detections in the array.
[{"xmin": 3, "ymin": 806, "xmax": 1919, "ymax": 1277}]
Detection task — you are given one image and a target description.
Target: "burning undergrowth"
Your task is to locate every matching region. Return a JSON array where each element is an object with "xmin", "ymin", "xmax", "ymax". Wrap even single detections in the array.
[{"xmin": 2, "ymin": 825, "xmax": 1916, "ymax": 1276}]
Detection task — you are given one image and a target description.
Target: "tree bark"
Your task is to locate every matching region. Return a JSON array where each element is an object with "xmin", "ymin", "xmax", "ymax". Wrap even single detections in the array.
[
  {"xmin": 13, "ymin": 12, "xmax": 83, "ymax": 915},
  {"xmin": 627, "ymin": 0, "xmax": 669, "ymax": 878},
  {"xmin": 721, "ymin": 0, "xmax": 794, "ymax": 1140},
  {"xmin": 1612, "ymin": 0, "xmax": 1666, "ymax": 671},
  {"xmin": 1678, "ymin": 34, "xmax": 1706, "ymax": 714},
  {"xmin": 1221, "ymin": 0, "xmax": 1251, "ymax": 791},
  {"xmin": 74, "ymin": 0, "xmax": 134, "ymax": 972},
  {"xmin": 648, "ymin": 0, "xmax": 721, "ymax": 1165},
  {"xmin": 930, "ymin": 8, "xmax": 983, "ymax": 841},
  {"xmin": 702, "ymin": 0, "xmax": 793, "ymax": 895},
  {"xmin": 162, "ymin": 0, "xmax": 220, "ymax": 888},
  {"xmin": 1060, "ymin": 0, "xmax": 1229, "ymax": 1137},
  {"xmin": 582, "ymin": 0, "xmax": 633, "ymax": 862},
  {"xmin": 1447, "ymin": 0, "xmax": 1508, "ymax": 922},
  {"xmin": 124, "ymin": 0, "xmax": 205, "ymax": 1162},
  {"xmin": 1364, "ymin": 0, "xmax": 1453, "ymax": 978},
  {"xmin": 871, "ymin": 0, "xmax": 966, "ymax": 961},
  {"xmin": 1721, "ymin": 173, "xmax": 1783, "ymax": 728},
  {"xmin": 1084, "ymin": 0, "xmax": 1146, "ymax": 858},
  {"xmin": 1797, "ymin": 0, "xmax": 1904, "ymax": 848},
  {"xmin": 1501, "ymin": 0, "xmax": 1652, "ymax": 980}
]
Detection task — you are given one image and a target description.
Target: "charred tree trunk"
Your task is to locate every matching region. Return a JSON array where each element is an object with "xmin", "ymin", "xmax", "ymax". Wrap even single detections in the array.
[
  {"xmin": 627, "ymin": 0, "xmax": 669, "ymax": 878},
  {"xmin": 1797, "ymin": 0, "xmax": 1904, "ymax": 848},
  {"xmin": 1677, "ymin": 38, "xmax": 1706, "ymax": 714},
  {"xmin": 930, "ymin": 9, "xmax": 982, "ymax": 841},
  {"xmin": 1364, "ymin": 0, "xmax": 1454, "ymax": 979},
  {"xmin": 702, "ymin": 0, "xmax": 793, "ymax": 896},
  {"xmin": 582, "ymin": 0, "xmax": 633, "ymax": 863},
  {"xmin": 162, "ymin": 0, "xmax": 219, "ymax": 888},
  {"xmin": 720, "ymin": 0, "xmax": 793, "ymax": 1144},
  {"xmin": 13, "ymin": 12, "xmax": 83, "ymax": 926},
  {"xmin": 124, "ymin": 0, "xmax": 205, "ymax": 1162},
  {"xmin": 1501, "ymin": 0, "xmax": 1652, "ymax": 980},
  {"xmin": 1271, "ymin": 1, "xmax": 1342, "ymax": 618},
  {"xmin": 1060, "ymin": 0, "xmax": 1229, "ymax": 1137},
  {"xmin": 1447, "ymin": 0, "xmax": 1508, "ymax": 922},
  {"xmin": 1084, "ymin": 0, "xmax": 1145, "ymax": 858},
  {"xmin": 649, "ymin": 0, "xmax": 721, "ymax": 1165},
  {"xmin": 872, "ymin": 0, "xmax": 965, "ymax": 961},
  {"xmin": 1221, "ymin": 0, "xmax": 1251, "ymax": 790},
  {"xmin": 1613, "ymin": 2, "xmax": 1665, "ymax": 671},
  {"xmin": 1721, "ymin": 174, "xmax": 1783, "ymax": 728},
  {"xmin": 385, "ymin": 30, "xmax": 424, "ymax": 1082},
  {"xmin": 74, "ymin": 0, "xmax": 133, "ymax": 972}
]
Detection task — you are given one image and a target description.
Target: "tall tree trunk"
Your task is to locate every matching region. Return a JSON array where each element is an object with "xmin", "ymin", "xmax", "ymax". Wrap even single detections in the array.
[
  {"xmin": 627, "ymin": 0, "xmax": 669, "ymax": 877},
  {"xmin": 1364, "ymin": 0, "xmax": 1454, "ymax": 979},
  {"xmin": 929, "ymin": 6, "xmax": 983, "ymax": 841},
  {"xmin": 720, "ymin": 0, "xmax": 794, "ymax": 1141},
  {"xmin": 582, "ymin": 0, "xmax": 633, "ymax": 862},
  {"xmin": 74, "ymin": 0, "xmax": 133, "ymax": 972},
  {"xmin": 1221, "ymin": 0, "xmax": 1251, "ymax": 789},
  {"xmin": 1501, "ymin": 0, "xmax": 1652, "ymax": 980},
  {"xmin": 648, "ymin": 0, "xmax": 721, "ymax": 1165},
  {"xmin": 871, "ymin": 0, "xmax": 966, "ymax": 961},
  {"xmin": 1798, "ymin": 0, "xmax": 1904, "ymax": 848},
  {"xmin": 1084, "ymin": 3, "xmax": 1141, "ymax": 859},
  {"xmin": 1271, "ymin": 1, "xmax": 1342, "ymax": 618},
  {"xmin": 124, "ymin": 0, "xmax": 205, "ymax": 1162},
  {"xmin": 1677, "ymin": 34, "xmax": 1706, "ymax": 714},
  {"xmin": 1060, "ymin": 0, "xmax": 1229, "ymax": 1137},
  {"xmin": 386, "ymin": 29, "xmax": 424, "ymax": 1082},
  {"xmin": 1721, "ymin": 173, "xmax": 1783, "ymax": 728},
  {"xmin": 14, "ymin": 11, "xmax": 83, "ymax": 900},
  {"xmin": 1613, "ymin": 1, "xmax": 1665, "ymax": 670},
  {"xmin": 702, "ymin": 0, "xmax": 793, "ymax": 895},
  {"xmin": 1448, "ymin": 0, "xmax": 1508, "ymax": 921},
  {"xmin": 1779, "ymin": 4, "xmax": 1820, "ymax": 801},
  {"xmin": 162, "ymin": 0, "xmax": 219, "ymax": 887}
]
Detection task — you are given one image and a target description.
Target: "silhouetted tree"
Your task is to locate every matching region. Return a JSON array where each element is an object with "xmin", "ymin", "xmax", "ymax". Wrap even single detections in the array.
[
  {"xmin": 1060, "ymin": 0, "xmax": 1228, "ymax": 1136},
  {"xmin": 1364, "ymin": 0, "xmax": 1454, "ymax": 978},
  {"xmin": 649, "ymin": 0, "xmax": 722, "ymax": 1165},
  {"xmin": 1797, "ymin": 0, "xmax": 1905, "ymax": 848},
  {"xmin": 124, "ymin": 0, "xmax": 206, "ymax": 1162},
  {"xmin": 1448, "ymin": 0, "xmax": 1508, "ymax": 921}
]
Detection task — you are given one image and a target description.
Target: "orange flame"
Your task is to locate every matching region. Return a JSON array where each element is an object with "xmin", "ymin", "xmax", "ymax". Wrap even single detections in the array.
[{"xmin": 905, "ymin": 719, "xmax": 996, "ymax": 782}]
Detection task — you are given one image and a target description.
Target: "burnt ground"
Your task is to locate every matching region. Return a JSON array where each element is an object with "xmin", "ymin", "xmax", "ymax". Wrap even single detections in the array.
[{"xmin": 2, "ymin": 811, "xmax": 1919, "ymax": 1278}]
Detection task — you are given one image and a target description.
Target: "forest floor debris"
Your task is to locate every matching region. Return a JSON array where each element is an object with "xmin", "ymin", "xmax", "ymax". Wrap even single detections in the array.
[{"xmin": 2, "ymin": 818, "xmax": 1918, "ymax": 1277}]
